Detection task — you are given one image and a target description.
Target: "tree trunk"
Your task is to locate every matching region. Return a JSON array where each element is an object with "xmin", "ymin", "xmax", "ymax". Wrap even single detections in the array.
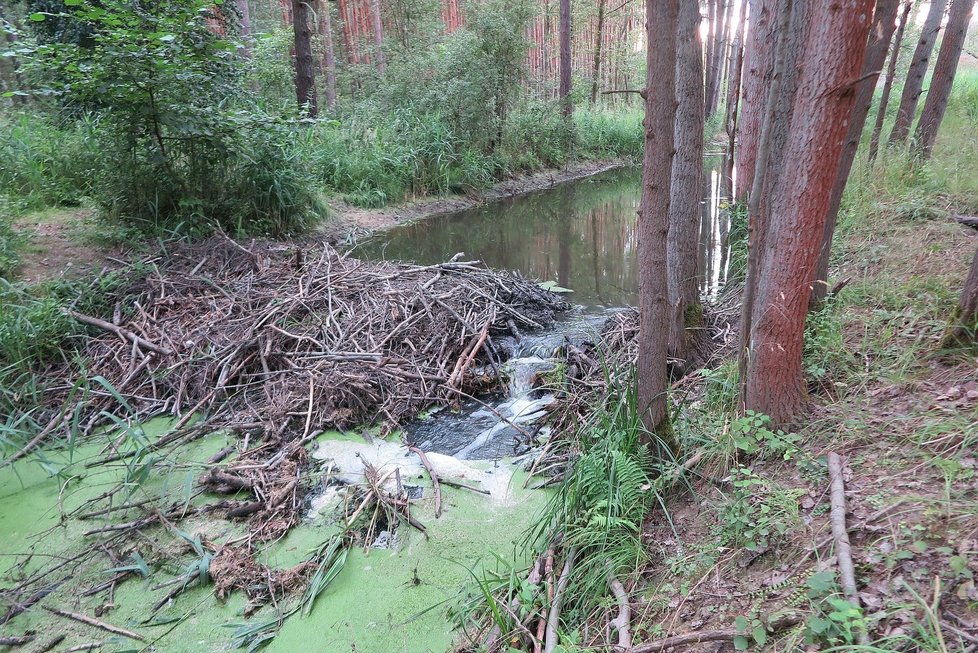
[
  {"xmin": 736, "ymin": 0, "xmax": 778, "ymax": 203},
  {"xmin": 292, "ymin": 0, "xmax": 318, "ymax": 117},
  {"xmin": 590, "ymin": 0, "xmax": 607, "ymax": 105},
  {"xmin": 738, "ymin": 0, "xmax": 792, "ymax": 401},
  {"xmin": 944, "ymin": 245, "xmax": 978, "ymax": 346},
  {"xmin": 888, "ymin": 0, "xmax": 946, "ymax": 145},
  {"xmin": 869, "ymin": 0, "xmax": 913, "ymax": 163},
  {"xmin": 638, "ymin": 0, "xmax": 678, "ymax": 451},
  {"xmin": 708, "ymin": 0, "xmax": 731, "ymax": 117},
  {"xmin": 235, "ymin": 0, "xmax": 253, "ymax": 58},
  {"xmin": 744, "ymin": 0, "xmax": 874, "ymax": 426},
  {"xmin": 668, "ymin": 0, "xmax": 706, "ymax": 374},
  {"xmin": 913, "ymin": 0, "xmax": 977, "ymax": 158},
  {"xmin": 812, "ymin": 0, "xmax": 901, "ymax": 304},
  {"xmin": 369, "ymin": 0, "xmax": 387, "ymax": 74},
  {"xmin": 318, "ymin": 0, "xmax": 338, "ymax": 110},
  {"xmin": 723, "ymin": 0, "xmax": 748, "ymax": 201},
  {"xmin": 705, "ymin": 0, "xmax": 717, "ymax": 110},
  {"xmin": 559, "ymin": 0, "xmax": 572, "ymax": 116}
]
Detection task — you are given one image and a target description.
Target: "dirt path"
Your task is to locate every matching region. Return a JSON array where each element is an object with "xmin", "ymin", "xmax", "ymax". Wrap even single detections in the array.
[
  {"xmin": 319, "ymin": 158, "xmax": 628, "ymax": 243},
  {"xmin": 12, "ymin": 209, "xmax": 117, "ymax": 285}
]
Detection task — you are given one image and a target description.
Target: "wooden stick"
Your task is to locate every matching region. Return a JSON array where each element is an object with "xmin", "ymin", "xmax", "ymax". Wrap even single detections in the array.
[
  {"xmin": 67, "ymin": 310, "xmax": 172, "ymax": 356},
  {"xmin": 439, "ymin": 478, "xmax": 490, "ymax": 495},
  {"xmin": 544, "ymin": 548, "xmax": 576, "ymax": 653},
  {"xmin": 0, "ymin": 635, "xmax": 34, "ymax": 647},
  {"xmin": 43, "ymin": 606, "xmax": 146, "ymax": 641},
  {"xmin": 608, "ymin": 572, "xmax": 632, "ymax": 650},
  {"xmin": 408, "ymin": 446, "xmax": 442, "ymax": 518},
  {"xmin": 828, "ymin": 451, "xmax": 869, "ymax": 645},
  {"xmin": 628, "ymin": 615, "xmax": 804, "ymax": 653}
]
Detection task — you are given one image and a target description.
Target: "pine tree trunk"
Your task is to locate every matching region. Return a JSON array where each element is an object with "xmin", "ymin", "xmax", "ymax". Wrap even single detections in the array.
[
  {"xmin": 559, "ymin": 0, "xmax": 572, "ymax": 116},
  {"xmin": 744, "ymin": 0, "xmax": 874, "ymax": 426},
  {"xmin": 369, "ymin": 0, "xmax": 387, "ymax": 73},
  {"xmin": 812, "ymin": 0, "xmax": 901, "ymax": 304},
  {"xmin": 292, "ymin": 0, "xmax": 318, "ymax": 117},
  {"xmin": 944, "ymin": 246, "xmax": 978, "ymax": 346},
  {"xmin": 319, "ymin": 0, "xmax": 338, "ymax": 110},
  {"xmin": 888, "ymin": 0, "xmax": 946, "ymax": 145},
  {"xmin": 590, "ymin": 0, "xmax": 606, "ymax": 105},
  {"xmin": 869, "ymin": 0, "xmax": 913, "ymax": 163},
  {"xmin": 668, "ymin": 0, "xmax": 706, "ymax": 374},
  {"xmin": 708, "ymin": 0, "xmax": 731, "ymax": 117},
  {"xmin": 736, "ymin": 0, "xmax": 778, "ymax": 203},
  {"xmin": 638, "ymin": 0, "xmax": 678, "ymax": 450},
  {"xmin": 913, "ymin": 0, "xmax": 977, "ymax": 158},
  {"xmin": 235, "ymin": 0, "xmax": 253, "ymax": 58},
  {"xmin": 705, "ymin": 0, "xmax": 717, "ymax": 110},
  {"xmin": 723, "ymin": 0, "xmax": 747, "ymax": 202}
]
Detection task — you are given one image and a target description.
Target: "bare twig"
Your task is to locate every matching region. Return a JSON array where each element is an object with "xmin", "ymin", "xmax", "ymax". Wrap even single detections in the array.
[{"xmin": 43, "ymin": 606, "xmax": 146, "ymax": 641}]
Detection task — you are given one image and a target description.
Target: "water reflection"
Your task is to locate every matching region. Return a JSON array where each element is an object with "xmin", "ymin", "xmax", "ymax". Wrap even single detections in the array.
[{"xmin": 356, "ymin": 162, "xmax": 731, "ymax": 308}]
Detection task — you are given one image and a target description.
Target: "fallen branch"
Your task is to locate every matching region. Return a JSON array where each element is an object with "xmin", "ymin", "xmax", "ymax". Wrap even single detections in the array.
[
  {"xmin": 953, "ymin": 214, "xmax": 978, "ymax": 230},
  {"xmin": 409, "ymin": 446, "xmax": 442, "ymax": 518},
  {"xmin": 544, "ymin": 548, "xmax": 576, "ymax": 653},
  {"xmin": 43, "ymin": 606, "xmax": 146, "ymax": 641},
  {"xmin": 67, "ymin": 310, "xmax": 173, "ymax": 356},
  {"xmin": 439, "ymin": 478, "xmax": 490, "ymax": 495},
  {"xmin": 0, "ymin": 635, "xmax": 34, "ymax": 647},
  {"xmin": 608, "ymin": 572, "xmax": 632, "ymax": 650},
  {"xmin": 628, "ymin": 614, "xmax": 804, "ymax": 653},
  {"xmin": 828, "ymin": 451, "xmax": 869, "ymax": 646}
]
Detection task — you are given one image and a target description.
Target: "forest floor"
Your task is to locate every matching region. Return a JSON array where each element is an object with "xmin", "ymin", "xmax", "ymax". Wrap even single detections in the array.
[{"xmin": 627, "ymin": 180, "xmax": 978, "ymax": 648}]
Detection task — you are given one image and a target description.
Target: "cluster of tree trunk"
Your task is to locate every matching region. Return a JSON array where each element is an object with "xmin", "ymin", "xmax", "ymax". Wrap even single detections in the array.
[{"xmin": 639, "ymin": 0, "xmax": 978, "ymax": 434}]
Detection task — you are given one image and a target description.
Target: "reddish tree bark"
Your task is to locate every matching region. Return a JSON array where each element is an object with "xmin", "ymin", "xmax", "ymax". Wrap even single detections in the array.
[
  {"xmin": 559, "ymin": 0, "xmax": 572, "ymax": 116},
  {"xmin": 369, "ymin": 0, "xmax": 387, "ymax": 73},
  {"xmin": 736, "ymin": 0, "xmax": 778, "ymax": 203},
  {"xmin": 869, "ymin": 0, "xmax": 913, "ymax": 163},
  {"xmin": 744, "ymin": 0, "xmax": 874, "ymax": 425},
  {"xmin": 668, "ymin": 0, "xmax": 706, "ymax": 372},
  {"xmin": 944, "ymin": 246, "xmax": 978, "ymax": 345},
  {"xmin": 913, "ymin": 0, "xmax": 977, "ymax": 158},
  {"xmin": 318, "ymin": 0, "xmax": 338, "ymax": 110},
  {"xmin": 292, "ymin": 0, "xmax": 318, "ymax": 117},
  {"xmin": 812, "ymin": 0, "xmax": 901, "ymax": 303},
  {"xmin": 638, "ymin": 0, "xmax": 678, "ymax": 449},
  {"xmin": 888, "ymin": 0, "xmax": 946, "ymax": 145}
]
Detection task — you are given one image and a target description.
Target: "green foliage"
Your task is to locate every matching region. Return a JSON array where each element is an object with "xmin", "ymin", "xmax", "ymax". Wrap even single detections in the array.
[
  {"xmin": 803, "ymin": 298, "xmax": 854, "ymax": 392},
  {"xmin": 24, "ymin": 0, "xmax": 324, "ymax": 236},
  {"xmin": 724, "ymin": 202, "xmax": 748, "ymax": 282},
  {"xmin": 732, "ymin": 615, "xmax": 768, "ymax": 651},
  {"xmin": 0, "ymin": 212, "xmax": 24, "ymax": 278},
  {"xmin": 0, "ymin": 111, "xmax": 99, "ymax": 212},
  {"xmin": 803, "ymin": 571, "xmax": 867, "ymax": 647},
  {"xmin": 699, "ymin": 360, "xmax": 739, "ymax": 413},
  {"xmin": 719, "ymin": 467, "xmax": 802, "ymax": 551},
  {"xmin": 527, "ymin": 369, "xmax": 658, "ymax": 623},
  {"xmin": 729, "ymin": 411, "xmax": 800, "ymax": 460}
]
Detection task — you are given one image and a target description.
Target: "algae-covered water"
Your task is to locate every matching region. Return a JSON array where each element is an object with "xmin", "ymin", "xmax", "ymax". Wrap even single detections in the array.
[{"xmin": 0, "ymin": 421, "xmax": 544, "ymax": 653}]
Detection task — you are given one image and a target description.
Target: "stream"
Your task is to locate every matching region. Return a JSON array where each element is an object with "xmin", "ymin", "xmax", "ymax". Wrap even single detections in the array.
[{"xmin": 0, "ymin": 164, "xmax": 731, "ymax": 653}]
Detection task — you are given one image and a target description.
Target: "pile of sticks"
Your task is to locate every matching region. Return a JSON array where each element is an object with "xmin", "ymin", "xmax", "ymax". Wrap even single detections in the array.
[{"xmin": 52, "ymin": 235, "xmax": 569, "ymax": 445}]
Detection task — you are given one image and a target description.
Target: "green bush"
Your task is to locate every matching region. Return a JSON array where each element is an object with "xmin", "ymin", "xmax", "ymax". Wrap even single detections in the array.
[
  {"xmin": 0, "ymin": 211, "xmax": 24, "ymax": 279},
  {"xmin": 0, "ymin": 112, "xmax": 98, "ymax": 212},
  {"xmin": 26, "ymin": 0, "xmax": 324, "ymax": 237},
  {"xmin": 574, "ymin": 107, "xmax": 644, "ymax": 158}
]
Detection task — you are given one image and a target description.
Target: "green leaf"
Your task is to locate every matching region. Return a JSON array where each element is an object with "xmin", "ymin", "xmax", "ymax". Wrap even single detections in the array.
[
  {"xmin": 64, "ymin": 0, "xmax": 84, "ymax": 5},
  {"xmin": 29, "ymin": 12, "xmax": 46, "ymax": 21},
  {"xmin": 733, "ymin": 635, "xmax": 750, "ymax": 650},
  {"xmin": 752, "ymin": 626, "xmax": 767, "ymax": 645},
  {"xmin": 734, "ymin": 616, "xmax": 749, "ymax": 631}
]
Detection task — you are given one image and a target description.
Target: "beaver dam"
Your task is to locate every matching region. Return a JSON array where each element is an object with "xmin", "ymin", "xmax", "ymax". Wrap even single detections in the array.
[{"xmin": 0, "ymin": 227, "xmax": 679, "ymax": 651}]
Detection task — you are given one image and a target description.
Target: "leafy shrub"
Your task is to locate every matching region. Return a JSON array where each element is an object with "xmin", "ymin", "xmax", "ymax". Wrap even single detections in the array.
[
  {"xmin": 574, "ymin": 108, "xmax": 644, "ymax": 159},
  {"xmin": 0, "ymin": 212, "xmax": 23, "ymax": 278},
  {"xmin": 0, "ymin": 112, "xmax": 99, "ymax": 212},
  {"xmin": 27, "ymin": 0, "xmax": 324, "ymax": 236},
  {"xmin": 719, "ymin": 467, "xmax": 802, "ymax": 551}
]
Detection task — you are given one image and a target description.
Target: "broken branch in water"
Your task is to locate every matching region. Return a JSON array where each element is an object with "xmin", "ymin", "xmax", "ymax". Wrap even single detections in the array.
[
  {"xmin": 408, "ymin": 446, "xmax": 442, "ymax": 518},
  {"xmin": 42, "ymin": 606, "xmax": 146, "ymax": 641}
]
